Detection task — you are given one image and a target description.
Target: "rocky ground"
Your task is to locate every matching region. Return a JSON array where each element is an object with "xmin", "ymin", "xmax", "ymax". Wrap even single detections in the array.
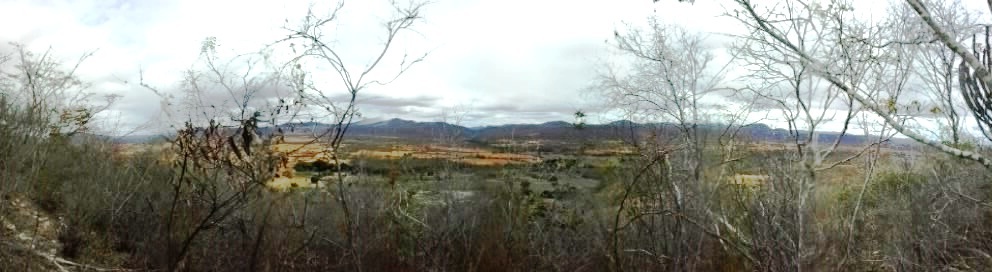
[{"xmin": 0, "ymin": 195, "xmax": 107, "ymax": 272}]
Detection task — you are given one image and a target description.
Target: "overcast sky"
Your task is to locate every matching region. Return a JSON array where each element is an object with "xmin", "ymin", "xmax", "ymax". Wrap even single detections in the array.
[
  {"xmin": 7, "ymin": 0, "xmax": 982, "ymax": 141},
  {"xmin": 0, "ymin": 0, "xmax": 749, "ymax": 134}
]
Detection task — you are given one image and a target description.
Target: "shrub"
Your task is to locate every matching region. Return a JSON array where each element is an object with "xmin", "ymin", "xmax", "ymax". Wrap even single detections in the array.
[{"xmin": 295, "ymin": 159, "xmax": 358, "ymax": 174}]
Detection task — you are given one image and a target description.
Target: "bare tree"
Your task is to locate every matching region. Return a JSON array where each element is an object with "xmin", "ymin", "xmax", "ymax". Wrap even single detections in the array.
[
  {"xmin": 0, "ymin": 43, "xmax": 116, "ymax": 137},
  {"xmin": 908, "ymin": 0, "xmax": 980, "ymax": 146},
  {"xmin": 906, "ymin": 0, "xmax": 992, "ymax": 147},
  {"xmin": 275, "ymin": 0, "xmax": 429, "ymax": 269},
  {"xmin": 725, "ymin": 0, "xmax": 992, "ymax": 168},
  {"xmin": 724, "ymin": 0, "xmax": 918, "ymax": 269},
  {"xmin": 0, "ymin": 43, "xmax": 127, "ymax": 272},
  {"xmin": 137, "ymin": 37, "xmax": 300, "ymax": 271},
  {"xmin": 606, "ymin": 21, "xmax": 725, "ymax": 183},
  {"xmin": 601, "ymin": 19, "xmax": 761, "ymax": 270}
]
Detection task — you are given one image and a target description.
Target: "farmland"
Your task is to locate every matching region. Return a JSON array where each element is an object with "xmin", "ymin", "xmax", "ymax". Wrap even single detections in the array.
[{"xmin": 266, "ymin": 136, "xmax": 580, "ymax": 190}]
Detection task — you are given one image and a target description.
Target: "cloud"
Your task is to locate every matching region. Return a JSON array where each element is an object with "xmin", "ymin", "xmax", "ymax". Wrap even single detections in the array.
[
  {"xmin": 0, "ymin": 0, "xmax": 733, "ymax": 134},
  {"xmin": 353, "ymin": 94, "xmax": 446, "ymax": 120},
  {"xmin": 358, "ymin": 94, "xmax": 442, "ymax": 108}
]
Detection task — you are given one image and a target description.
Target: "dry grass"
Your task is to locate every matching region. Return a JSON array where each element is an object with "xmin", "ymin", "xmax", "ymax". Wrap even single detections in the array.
[
  {"xmin": 268, "ymin": 176, "xmax": 316, "ymax": 190},
  {"xmin": 352, "ymin": 145, "xmax": 540, "ymax": 165},
  {"xmin": 112, "ymin": 142, "xmax": 170, "ymax": 158},
  {"xmin": 268, "ymin": 138, "xmax": 540, "ymax": 189},
  {"xmin": 583, "ymin": 147, "xmax": 636, "ymax": 156}
]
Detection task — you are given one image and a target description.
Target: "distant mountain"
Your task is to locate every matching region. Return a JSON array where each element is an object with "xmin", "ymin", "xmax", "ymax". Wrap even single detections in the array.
[
  {"xmin": 607, "ymin": 120, "xmax": 638, "ymax": 127},
  {"xmin": 538, "ymin": 121, "xmax": 572, "ymax": 127},
  {"xmin": 272, "ymin": 118, "xmax": 884, "ymax": 144},
  {"xmin": 471, "ymin": 121, "xmax": 621, "ymax": 141},
  {"xmin": 112, "ymin": 118, "xmax": 918, "ymax": 148},
  {"xmin": 346, "ymin": 118, "xmax": 473, "ymax": 139},
  {"xmin": 367, "ymin": 118, "xmax": 418, "ymax": 128},
  {"xmin": 111, "ymin": 134, "xmax": 171, "ymax": 144}
]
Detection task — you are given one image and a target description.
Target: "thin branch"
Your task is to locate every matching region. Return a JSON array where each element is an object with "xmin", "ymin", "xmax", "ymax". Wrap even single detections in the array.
[{"xmin": 738, "ymin": 0, "xmax": 992, "ymax": 169}]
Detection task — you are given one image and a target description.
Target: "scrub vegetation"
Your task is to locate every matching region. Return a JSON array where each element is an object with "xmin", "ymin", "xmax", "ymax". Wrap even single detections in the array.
[{"xmin": 4, "ymin": 0, "xmax": 992, "ymax": 271}]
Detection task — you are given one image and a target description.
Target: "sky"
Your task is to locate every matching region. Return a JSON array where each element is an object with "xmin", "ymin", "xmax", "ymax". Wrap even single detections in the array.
[
  {"xmin": 0, "ymin": 0, "xmax": 747, "ymax": 134},
  {"xmin": 3, "ymin": 0, "xmax": 989, "ymax": 141}
]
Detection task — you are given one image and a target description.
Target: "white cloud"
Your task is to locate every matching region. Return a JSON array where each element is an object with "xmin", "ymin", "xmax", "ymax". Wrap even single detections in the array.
[{"xmin": 8, "ymin": 0, "xmax": 917, "ymax": 137}]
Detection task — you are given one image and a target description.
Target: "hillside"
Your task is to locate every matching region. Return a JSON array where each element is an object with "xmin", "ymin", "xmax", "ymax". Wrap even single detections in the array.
[{"xmin": 256, "ymin": 118, "xmax": 916, "ymax": 147}]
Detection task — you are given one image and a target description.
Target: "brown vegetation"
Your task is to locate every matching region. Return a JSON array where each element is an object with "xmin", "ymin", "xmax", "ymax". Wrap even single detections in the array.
[{"xmin": 6, "ymin": 0, "xmax": 992, "ymax": 271}]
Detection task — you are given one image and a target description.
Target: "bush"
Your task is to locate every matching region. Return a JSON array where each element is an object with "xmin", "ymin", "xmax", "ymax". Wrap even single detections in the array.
[{"xmin": 294, "ymin": 159, "xmax": 351, "ymax": 172}]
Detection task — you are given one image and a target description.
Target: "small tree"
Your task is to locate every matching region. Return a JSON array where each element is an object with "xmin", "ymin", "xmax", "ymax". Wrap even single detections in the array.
[
  {"xmin": 0, "ymin": 43, "xmax": 115, "ymax": 137},
  {"xmin": 600, "ymin": 19, "xmax": 759, "ymax": 270},
  {"xmin": 138, "ymin": 37, "xmax": 298, "ymax": 271},
  {"xmin": 911, "ymin": 0, "xmax": 979, "ymax": 145},
  {"xmin": 275, "ymin": 0, "xmax": 429, "ymax": 268},
  {"xmin": 726, "ymin": 0, "xmax": 992, "ymax": 168}
]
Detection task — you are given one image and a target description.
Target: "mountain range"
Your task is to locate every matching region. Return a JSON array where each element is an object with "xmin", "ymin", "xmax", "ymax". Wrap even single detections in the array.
[
  {"xmin": 259, "ymin": 118, "xmax": 912, "ymax": 147},
  {"xmin": 107, "ymin": 118, "xmax": 917, "ymax": 148}
]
